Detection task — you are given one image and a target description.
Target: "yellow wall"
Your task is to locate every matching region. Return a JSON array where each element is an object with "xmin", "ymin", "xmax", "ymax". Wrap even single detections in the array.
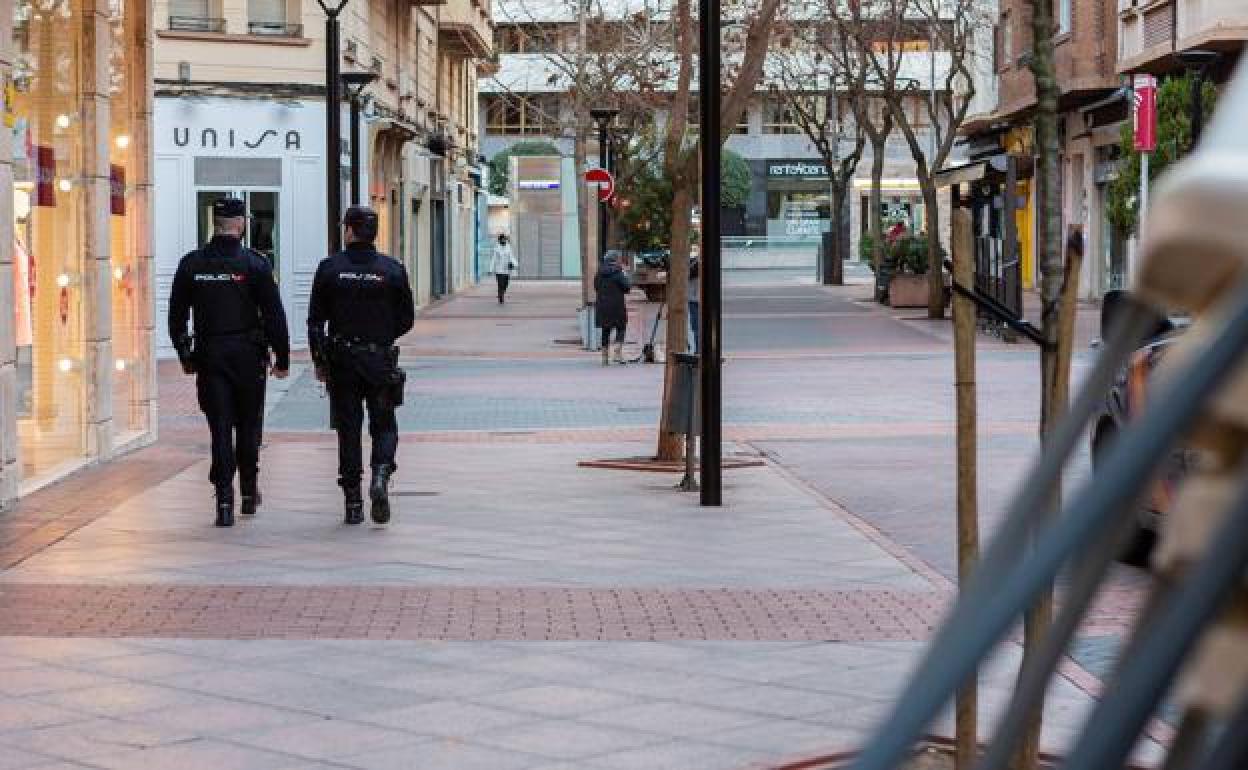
[{"xmin": 1016, "ymin": 179, "xmax": 1034, "ymax": 290}]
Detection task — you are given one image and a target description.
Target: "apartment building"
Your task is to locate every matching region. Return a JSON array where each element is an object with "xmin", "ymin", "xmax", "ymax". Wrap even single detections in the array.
[
  {"xmin": 152, "ymin": 0, "xmax": 493, "ymax": 351},
  {"xmin": 962, "ymin": 0, "xmax": 1244, "ymax": 300},
  {"xmin": 960, "ymin": 0, "xmax": 1124, "ymax": 300},
  {"xmin": 1118, "ymin": 0, "xmax": 1246, "ymax": 75},
  {"xmin": 480, "ymin": 2, "xmax": 952, "ymax": 278}
]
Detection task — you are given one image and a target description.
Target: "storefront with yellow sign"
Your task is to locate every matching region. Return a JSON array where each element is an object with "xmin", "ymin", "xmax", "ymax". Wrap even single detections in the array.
[{"xmin": 1, "ymin": 0, "xmax": 154, "ymax": 506}]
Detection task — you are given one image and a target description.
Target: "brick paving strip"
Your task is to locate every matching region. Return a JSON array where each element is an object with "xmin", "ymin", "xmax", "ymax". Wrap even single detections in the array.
[{"xmin": 0, "ymin": 584, "xmax": 946, "ymax": 641}]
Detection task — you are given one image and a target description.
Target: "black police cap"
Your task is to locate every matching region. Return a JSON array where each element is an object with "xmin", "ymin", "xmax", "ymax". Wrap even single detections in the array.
[
  {"xmin": 343, "ymin": 206, "xmax": 379, "ymax": 228},
  {"xmin": 213, "ymin": 197, "xmax": 247, "ymax": 218}
]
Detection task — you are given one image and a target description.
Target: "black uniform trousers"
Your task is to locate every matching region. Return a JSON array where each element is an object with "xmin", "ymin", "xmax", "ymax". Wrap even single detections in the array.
[
  {"xmin": 195, "ymin": 336, "xmax": 266, "ymax": 494},
  {"xmin": 328, "ymin": 349, "xmax": 398, "ymax": 488}
]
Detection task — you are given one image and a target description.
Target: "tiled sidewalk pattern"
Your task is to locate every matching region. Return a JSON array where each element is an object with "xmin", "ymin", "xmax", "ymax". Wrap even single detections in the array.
[{"xmin": 0, "ymin": 280, "xmax": 1156, "ymax": 769}]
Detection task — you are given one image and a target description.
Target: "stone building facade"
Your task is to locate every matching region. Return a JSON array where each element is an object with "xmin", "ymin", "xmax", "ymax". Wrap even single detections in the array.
[{"xmin": 0, "ymin": 0, "xmax": 156, "ymax": 508}]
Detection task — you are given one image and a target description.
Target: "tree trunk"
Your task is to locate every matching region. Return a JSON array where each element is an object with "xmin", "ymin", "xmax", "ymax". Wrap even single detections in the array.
[
  {"xmin": 923, "ymin": 181, "xmax": 944, "ymax": 318},
  {"xmin": 575, "ymin": 0, "xmax": 592, "ymax": 314},
  {"xmin": 951, "ymin": 207, "xmax": 980, "ymax": 770},
  {"xmin": 575, "ymin": 130, "xmax": 593, "ymax": 311},
  {"xmin": 1014, "ymin": 1, "xmax": 1062, "ymax": 768},
  {"xmin": 870, "ymin": 136, "xmax": 886, "ymax": 297},
  {"xmin": 655, "ymin": 0, "xmax": 695, "ymax": 463},
  {"xmin": 832, "ymin": 179, "xmax": 850, "ymax": 270},
  {"xmin": 656, "ymin": 177, "xmax": 694, "ymax": 460}
]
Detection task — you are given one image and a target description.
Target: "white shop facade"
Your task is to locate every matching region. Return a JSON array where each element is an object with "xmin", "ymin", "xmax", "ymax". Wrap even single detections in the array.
[{"xmin": 153, "ymin": 96, "xmax": 364, "ymax": 352}]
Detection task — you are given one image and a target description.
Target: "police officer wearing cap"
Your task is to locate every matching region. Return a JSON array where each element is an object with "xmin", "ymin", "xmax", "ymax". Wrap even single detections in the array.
[
  {"xmin": 307, "ymin": 206, "xmax": 415, "ymax": 525},
  {"xmin": 168, "ymin": 197, "xmax": 291, "ymax": 527}
]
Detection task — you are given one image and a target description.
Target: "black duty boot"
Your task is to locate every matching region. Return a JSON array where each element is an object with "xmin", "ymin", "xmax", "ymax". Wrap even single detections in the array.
[
  {"xmin": 240, "ymin": 482, "xmax": 260, "ymax": 517},
  {"xmin": 369, "ymin": 465, "xmax": 393, "ymax": 524},
  {"xmin": 214, "ymin": 487, "xmax": 235, "ymax": 528},
  {"xmin": 343, "ymin": 484, "xmax": 364, "ymax": 525}
]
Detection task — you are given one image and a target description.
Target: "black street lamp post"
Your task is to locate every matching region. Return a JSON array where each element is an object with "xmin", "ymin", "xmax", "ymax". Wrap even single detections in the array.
[
  {"xmin": 699, "ymin": 0, "xmax": 722, "ymax": 506},
  {"xmin": 1177, "ymin": 49, "xmax": 1221, "ymax": 148},
  {"xmin": 590, "ymin": 107, "xmax": 619, "ymax": 265},
  {"xmin": 341, "ymin": 71, "xmax": 379, "ymax": 206},
  {"xmin": 318, "ymin": 0, "xmax": 350, "ymax": 254}
]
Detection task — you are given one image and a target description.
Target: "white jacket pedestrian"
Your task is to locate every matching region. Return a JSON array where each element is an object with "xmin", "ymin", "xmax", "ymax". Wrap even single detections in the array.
[
  {"xmin": 491, "ymin": 239, "xmax": 517, "ymax": 276},
  {"xmin": 491, "ymin": 235, "xmax": 517, "ymax": 303}
]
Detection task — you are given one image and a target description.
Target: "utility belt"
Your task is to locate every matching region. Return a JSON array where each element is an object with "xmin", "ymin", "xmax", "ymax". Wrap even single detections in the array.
[
  {"xmin": 330, "ymin": 336, "xmax": 392, "ymax": 356},
  {"xmin": 329, "ymin": 336, "xmax": 406, "ymax": 407}
]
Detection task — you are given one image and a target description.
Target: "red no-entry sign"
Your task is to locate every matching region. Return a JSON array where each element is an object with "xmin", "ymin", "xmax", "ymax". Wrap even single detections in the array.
[{"xmin": 585, "ymin": 168, "xmax": 614, "ymax": 202}]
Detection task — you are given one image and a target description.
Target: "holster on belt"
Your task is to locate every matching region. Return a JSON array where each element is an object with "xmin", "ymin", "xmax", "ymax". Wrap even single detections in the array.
[{"xmin": 386, "ymin": 345, "xmax": 405, "ymax": 407}]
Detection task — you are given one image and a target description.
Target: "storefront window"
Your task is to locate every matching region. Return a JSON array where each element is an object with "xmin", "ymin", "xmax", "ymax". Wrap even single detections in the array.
[
  {"xmin": 109, "ymin": 0, "xmax": 150, "ymax": 442},
  {"xmin": 766, "ymin": 190, "xmax": 830, "ymax": 237},
  {"xmin": 11, "ymin": 0, "xmax": 88, "ymax": 482},
  {"xmin": 859, "ymin": 192, "xmax": 927, "ymax": 234}
]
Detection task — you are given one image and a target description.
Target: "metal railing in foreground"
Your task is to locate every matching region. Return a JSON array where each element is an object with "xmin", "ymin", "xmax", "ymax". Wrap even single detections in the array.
[{"xmin": 850, "ymin": 57, "xmax": 1248, "ymax": 770}]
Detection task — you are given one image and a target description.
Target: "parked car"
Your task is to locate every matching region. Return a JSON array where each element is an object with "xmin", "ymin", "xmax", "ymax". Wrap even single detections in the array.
[{"xmin": 1090, "ymin": 290, "xmax": 1192, "ymax": 566}]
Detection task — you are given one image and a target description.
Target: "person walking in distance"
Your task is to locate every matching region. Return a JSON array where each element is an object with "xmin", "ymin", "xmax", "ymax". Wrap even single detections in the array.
[
  {"xmin": 168, "ymin": 197, "xmax": 290, "ymax": 527},
  {"xmin": 491, "ymin": 233, "xmax": 517, "ymax": 304},
  {"xmin": 594, "ymin": 254, "xmax": 631, "ymax": 365},
  {"xmin": 307, "ymin": 206, "xmax": 415, "ymax": 525}
]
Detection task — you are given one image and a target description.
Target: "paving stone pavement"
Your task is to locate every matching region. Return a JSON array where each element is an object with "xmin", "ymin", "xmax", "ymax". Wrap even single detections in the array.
[{"xmin": 0, "ymin": 280, "xmax": 1164, "ymax": 769}]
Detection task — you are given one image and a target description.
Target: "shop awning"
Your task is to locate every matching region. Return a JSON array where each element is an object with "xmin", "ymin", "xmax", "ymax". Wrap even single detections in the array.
[
  {"xmin": 934, "ymin": 156, "xmax": 1008, "ymax": 189},
  {"xmin": 935, "ymin": 155, "xmax": 1034, "ymax": 189}
]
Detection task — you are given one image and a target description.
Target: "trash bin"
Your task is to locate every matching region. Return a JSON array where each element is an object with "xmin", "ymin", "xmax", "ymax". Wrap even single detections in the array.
[{"xmin": 663, "ymin": 352, "xmax": 699, "ymax": 435}]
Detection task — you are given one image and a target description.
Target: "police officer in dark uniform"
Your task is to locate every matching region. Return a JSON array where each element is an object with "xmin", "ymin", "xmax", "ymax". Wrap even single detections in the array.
[
  {"xmin": 307, "ymin": 206, "xmax": 415, "ymax": 525},
  {"xmin": 168, "ymin": 197, "xmax": 291, "ymax": 527}
]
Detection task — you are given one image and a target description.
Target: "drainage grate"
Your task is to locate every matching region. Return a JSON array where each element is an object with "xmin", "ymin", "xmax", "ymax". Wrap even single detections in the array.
[{"xmin": 390, "ymin": 490, "xmax": 440, "ymax": 497}]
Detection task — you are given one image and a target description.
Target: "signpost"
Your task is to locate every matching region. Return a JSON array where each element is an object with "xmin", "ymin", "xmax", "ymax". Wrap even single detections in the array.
[{"xmin": 1132, "ymin": 74, "xmax": 1158, "ymax": 283}]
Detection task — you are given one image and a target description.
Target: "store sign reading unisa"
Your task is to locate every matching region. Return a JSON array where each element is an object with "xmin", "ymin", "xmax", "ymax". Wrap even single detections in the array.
[{"xmin": 172, "ymin": 126, "xmax": 303, "ymax": 151}]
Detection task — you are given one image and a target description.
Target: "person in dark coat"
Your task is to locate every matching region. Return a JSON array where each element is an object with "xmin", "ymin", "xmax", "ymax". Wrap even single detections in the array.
[
  {"xmin": 168, "ymin": 197, "xmax": 290, "ymax": 527},
  {"xmin": 594, "ymin": 254, "xmax": 631, "ymax": 365},
  {"xmin": 307, "ymin": 206, "xmax": 416, "ymax": 526}
]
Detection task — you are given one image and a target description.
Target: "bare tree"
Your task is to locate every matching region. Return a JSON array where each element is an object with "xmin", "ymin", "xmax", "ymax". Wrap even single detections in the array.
[
  {"xmin": 771, "ymin": 38, "xmax": 867, "ymax": 275},
  {"xmin": 815, "ymin": 11, "xmax": 896, "ymax": 282},
  {"xmin": 653, "ymin": 0, "xmax": 787, "ymax": 461},
  {"xmin": 842, "ymin": 0, "xmax": 989, "ymax": 318}
]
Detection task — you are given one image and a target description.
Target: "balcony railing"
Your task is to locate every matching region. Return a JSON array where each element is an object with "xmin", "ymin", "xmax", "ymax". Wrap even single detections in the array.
[
  {"xmin": 168, "ymin": 15, "xmax": 226, "ymax": 33},
  {"xmin": 248, "ymin": 20, "xmax": 304, "ymax": 37}
]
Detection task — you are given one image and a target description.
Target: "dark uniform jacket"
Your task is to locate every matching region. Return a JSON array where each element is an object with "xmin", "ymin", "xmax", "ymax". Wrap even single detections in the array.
[
  {"xmin": 307, "ymin": 244, "xmax": 415, "ymax": 350},
  {"xmin": 167, "ymin": 235, "xmax": 291, "ymax": 371},
  {"xmin": 594, "ymin": 261, "xmax": 631, "ymax": 328}
]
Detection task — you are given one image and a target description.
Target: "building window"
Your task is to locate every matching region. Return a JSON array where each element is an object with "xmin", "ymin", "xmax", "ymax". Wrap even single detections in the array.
[
  {"xmin": 9, "ymin": 0, "xmax": 157, "ymax": 484},
  {"xmin": 248, "ymin": 0, "xmax": 301, "ymax": 36},
  {"xmin": 1056, "ymin": 0, "xmax": 1071, "ymax": 35},
  {"xmin": 169, "ymin": 0, "xmax": 224, "ymax": 32},
  {"xmin": 484, "ymin": 95, "xmax": 556, "ymax": 135},
  {"xmin": 734, "ymin": 110, "xmax": 749, "ymax": 135},
  {"xmin": 495, "ymin": 24, "xmax": 561, "ymax": 54},
  {"xmin": 764, "ymin": 97, "xmax": 820, "ymax": 134}
]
